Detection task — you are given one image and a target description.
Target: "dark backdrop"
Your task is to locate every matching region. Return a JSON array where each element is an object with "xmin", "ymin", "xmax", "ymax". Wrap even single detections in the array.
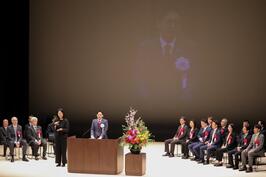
[{"xmin": 1, "ymin": 0, "xmax": 29, "ymax": 127}]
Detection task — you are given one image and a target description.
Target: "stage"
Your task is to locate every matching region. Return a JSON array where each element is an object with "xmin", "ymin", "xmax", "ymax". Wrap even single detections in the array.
[{"xmin": 0, "ymin": 142, "xmax": 265, "ymax": 177}]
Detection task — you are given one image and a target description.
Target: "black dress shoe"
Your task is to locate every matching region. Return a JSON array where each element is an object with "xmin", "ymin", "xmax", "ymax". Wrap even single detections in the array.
[
  {"xmin": 233, "ymin": 166, "xmax": 239, "ymax": 170},
  {"xmin": 35, "ymin": 156, "xmax": 39, "ymax": 160},
  {"xmin": 226, "ymin": 164, "xmax": 233, "ymax": 168},
  {"xmin": 11, "ymin": 156, "xmax": 14, "ymax": 163},
  {"xmin": 169, "ymin": 153, "xmax": 174, "ymax": 158},
  {"xmin": 56, "ymin": 164, "xmax": 61, "ymax": 167},
  {"xmin": 62, "ymin": 164, "xmax": 65, "ymax": 167},
  {"xmin": 182, "ymin": 155, "xmax": 188, "ymax": 159},
  {"xmin": 203, "ymin": 161, "xmax": 209, "ymax": 165},
  {"xmin": 162, "ymin": 153, "xmax": 170, "ymax": 156},
  {"xmin": 197, "ymin": 160, "xmax": 204, "ymax": 164},
  {"xmin": 215, "ymin": 163, "xmax": 223, "ymax": 167},
  {"xmin": 22, "ymin": 157, "xmax": 29, "ymax": 162},
  {"xmin": 42, "ymin": 156, "xmax": 47, "ymax": 160},
  {"xmin": 246, "ymin": 167, "xmax": 253, "ymax": 173},
  {"xmin": 239, "ymin": 166, "xmax": 247, "ymax": 171}
]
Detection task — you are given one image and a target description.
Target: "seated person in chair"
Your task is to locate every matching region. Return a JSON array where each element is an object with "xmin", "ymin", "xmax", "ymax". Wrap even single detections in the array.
[
  {"xmin": 239, "ymin": 124, "xmax": 265, "ymax": 173},
  {"xmin": 0, "ymin": 119, "xmax": 9, "ymax": 157},
  {"xmin": 188, "ymin": 119, "xmax": 211, "ymax": 161},
  {"xmin": 27, "ymin": 117, "xmax": 47, "ymax": 160},
  {"xmin": 214, "ymin": 123, "xmax": 237, "ymax": 166},
  {"xmin": 198, "ymin": 120, "xmax": 222, "ymax": 164},
  {"xmin": 181, "ymin": 120, "xmax": 199, "ymax": 159},
  {"xmin": 163, "ymin": 116, "xmax": 189, "ymax": 157},
  {"xmin": 7, "ymin": 117, "xmax": 29, "ymax": 162},
  {"xmin": 226, "ymin": 125, "xmax": 251, "ymax": 169}
]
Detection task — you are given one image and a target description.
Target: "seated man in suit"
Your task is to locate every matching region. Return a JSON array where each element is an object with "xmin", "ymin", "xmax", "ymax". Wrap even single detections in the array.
[
  {"xmin": 7, "ymin": 117, "xmax": 29, "ymax": 162},
  {"xmin": 188, "ymin": 119, "xmax": 211, "ymax": 161},
  {"xmin": 226, "ymin": 125, "xmax": 251, "ymax": 169},
  {"xmin": 198, "ymin": 120, "xmax": 222, "ymax": 164},
  {"xmin": 90, "ymin": 112, "xmax": 108, "ymax": 139},
  {"xmin": 163, "ymin": 116, "xmax": 189, "ymax": 157},
  {"xmin": 239, "ymin": 124, "xmax": 265, "ymax": 173},
  {"xmin": 0, "ymin": 119, "xmax": 9, "ymax": 156},
  {"xmin": 27, "ymin": 117, "xmax": 47, "ymax": 160},
  {"xmin": 220, "ymin": 118, "xmax": 228, "ymax": 142},
  {"xmin": 24, "ymin": 115, "xmax": 33, "ymax": 141}
]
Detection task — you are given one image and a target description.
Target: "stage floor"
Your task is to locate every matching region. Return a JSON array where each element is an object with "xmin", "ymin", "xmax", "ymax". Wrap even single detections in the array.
[{"xmin": 0, "ymin": 142, "xmax": 265, "ymax": 177}]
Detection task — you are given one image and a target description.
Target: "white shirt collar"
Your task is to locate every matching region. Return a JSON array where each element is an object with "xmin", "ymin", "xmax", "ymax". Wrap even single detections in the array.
[{"xmin": 160, "ymin": 36, "xmax": 176, "ymax": 48}]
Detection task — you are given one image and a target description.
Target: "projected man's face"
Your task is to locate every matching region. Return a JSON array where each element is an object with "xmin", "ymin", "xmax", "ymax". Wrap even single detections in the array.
[
  {"xmin": 97, "ymin": 112, "xmax": 103, "ymax": 119},
  {"xmin": 158, "ymin": 11, "xmax": 180, "ymax": 41}
]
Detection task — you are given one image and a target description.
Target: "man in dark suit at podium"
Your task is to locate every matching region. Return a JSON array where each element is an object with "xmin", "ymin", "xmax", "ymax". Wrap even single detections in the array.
[{"xmin": 90, "ymin": 112, "xmax": 108, "ymax": 139}]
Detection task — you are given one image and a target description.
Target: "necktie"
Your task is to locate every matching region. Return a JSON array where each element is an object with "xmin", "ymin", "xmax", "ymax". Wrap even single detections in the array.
[{"xmin": 164, "ymin": 44, "xmax": 171, "ymax": 58}]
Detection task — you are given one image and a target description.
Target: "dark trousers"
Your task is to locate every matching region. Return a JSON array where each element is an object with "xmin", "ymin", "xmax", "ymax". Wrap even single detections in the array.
[
  {"xmin": 0, "ymin": 141, "xmax": 8, "ymax": 156},
  {"xmin": 29, "ymin": 139, "xmax": 47, "ymax": 157},
  {"xmin": 228, "ymin": 148, "xmax": 242, "ymax": 167},
  {"xmin": 216, "ymin": 147, "xmax": 229, "ymax": 161},
  {"xmin": 164, "ymin": 138, "xmax": 184, "ymax": 154},
  {"xmin": 9, "ymin": 140, "xmax": 27, "ymax": 156},
  {"xmin": 55, "ymin": 135, "xmax": 67, "ymax": 164},
  {"xmin": 200, "ymin": 144, "xmax": 218, "ymax": 161},
  {"xmin": 181, "ymin": 140, "xmax": 193, "ymax": 157}
]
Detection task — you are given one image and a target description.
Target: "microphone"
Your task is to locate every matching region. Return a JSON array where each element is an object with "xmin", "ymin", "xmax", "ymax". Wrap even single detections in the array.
[{"xmin": 81, "ymin": 128, "xmax": 91, "ymax": 137}]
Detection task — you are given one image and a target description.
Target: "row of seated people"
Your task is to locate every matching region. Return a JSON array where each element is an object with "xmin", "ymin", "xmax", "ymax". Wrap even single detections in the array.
[
  {"xmin": 0, "ymin": 116, "xmax": 54, "ymax": 162},
  {"xmin": 163, "ymin": 116, "xmax": 266, "ymax": 173}
]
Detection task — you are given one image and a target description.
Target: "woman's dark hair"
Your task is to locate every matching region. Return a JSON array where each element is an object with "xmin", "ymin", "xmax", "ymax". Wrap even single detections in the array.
[
  {"xmin": 201, "ymin": 119, "xmax": 208, "ymax": 124},
  {"xmin": 57, "ymin": 108, "xmax": 65, "ymax": 118},
  {"xmin": 212, "ymin": 120, "xmax": 219, "ymax": 127},
  {"xmin": 189, "ymin": 120, "xmax": 197, "ymax": 128}
]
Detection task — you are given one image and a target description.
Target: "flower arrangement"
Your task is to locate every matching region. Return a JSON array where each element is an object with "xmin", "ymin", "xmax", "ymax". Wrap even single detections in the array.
[{"xmin": 121, "ymin": 107, "xmax": 153, "ymax": 154}]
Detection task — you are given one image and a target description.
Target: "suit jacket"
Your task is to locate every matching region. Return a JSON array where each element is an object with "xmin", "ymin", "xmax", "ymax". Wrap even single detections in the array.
[
  {"xmin": 208, "ymin": 128, "xmax": 222, "ymax": 146},
  {"xmin": 24, "ymin": 123, "xmax": 31, "ymax": 141},
  {"xmin": 223, "ymin": 132, "xmax": 237, "ymax": 150},
  {"xmin": 238, "ymin": 133, "xmax": 252, "ymax": 150},
  {"xmin": 197, "ymin": 126, "xmax": 212, "ymax": 143},
  {"xmin": 246, "ymin": 133, "xmax": 265, "ymax": 154},
  {"xmin": 27, "ymin": 125, "xmax": 43, "ymax": 144},
  {"xmin": 174, "ymin": 125, "xmax": 189, "ymax": 140},
  {"xmin": 187, "ymin": 128, "xmax": 199, "ymax": 143},
  {"xmin": 220, "ymin": 127, "xmax": 228, "ymax": 141},
  {"xmin": 0, "ymin": 127, "xmax": 8, "ymax": 143},
  {"xmin": 90, "ymin": 118, "xmax": 108, "ymax": 139},
  {"xmin": 7, "ymin": 125, "xmax": 23, "ymax": 143}
]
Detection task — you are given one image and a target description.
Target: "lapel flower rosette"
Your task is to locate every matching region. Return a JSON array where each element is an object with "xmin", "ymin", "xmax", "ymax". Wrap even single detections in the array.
[{"xmin": 121, "ymin": 108, "xmax": 154, "ymax": 153}]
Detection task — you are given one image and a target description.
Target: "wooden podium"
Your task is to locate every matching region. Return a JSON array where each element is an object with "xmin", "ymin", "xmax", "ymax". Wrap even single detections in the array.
[{"xmin": 67, "ymin": 136, "xmax": 124, "ymax": 174}]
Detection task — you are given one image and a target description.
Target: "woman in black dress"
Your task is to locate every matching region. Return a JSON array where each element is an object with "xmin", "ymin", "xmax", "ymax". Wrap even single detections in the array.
[{"xmin": 54, "ymin": 108, "xmax": 69, "ymax": 167}]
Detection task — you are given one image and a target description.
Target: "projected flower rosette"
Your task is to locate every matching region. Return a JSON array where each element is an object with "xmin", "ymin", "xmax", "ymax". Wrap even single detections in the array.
[{"xmin": 121, "ymin": 107, "xmax": 153, "ymax": 154}]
